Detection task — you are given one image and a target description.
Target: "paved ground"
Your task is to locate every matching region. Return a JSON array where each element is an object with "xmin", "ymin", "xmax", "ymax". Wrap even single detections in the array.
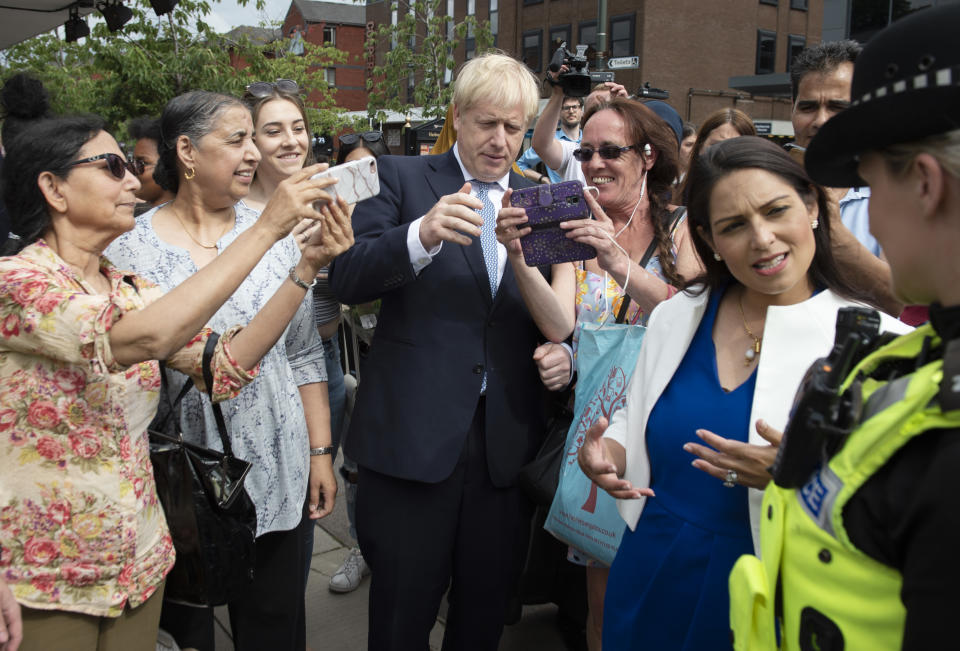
[{"xmin": 209, "ymin": 456, "xmax": 568, "ymax": 650}]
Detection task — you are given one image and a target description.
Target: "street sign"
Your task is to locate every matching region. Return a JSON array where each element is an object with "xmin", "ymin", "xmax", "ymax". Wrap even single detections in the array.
[{"xmin": 607, "ymin": 56, "xmax": 639, "ymax": 69}]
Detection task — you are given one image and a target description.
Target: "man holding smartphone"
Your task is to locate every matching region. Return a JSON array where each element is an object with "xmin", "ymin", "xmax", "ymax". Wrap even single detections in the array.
[{"xmin": 330, "ymin": 53, "xmax": 548, "ymax": 651}]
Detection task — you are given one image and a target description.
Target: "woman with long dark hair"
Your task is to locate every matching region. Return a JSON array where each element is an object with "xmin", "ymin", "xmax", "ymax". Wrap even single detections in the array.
[{"xmin": 578, "ymin": 136, "xmax": 907, "ymax": 649}]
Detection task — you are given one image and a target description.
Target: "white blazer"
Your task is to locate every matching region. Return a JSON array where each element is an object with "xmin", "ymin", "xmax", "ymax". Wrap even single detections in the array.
[{"xmin": 603, "ymin": 287, "xmax": 911, "ymax": 553}]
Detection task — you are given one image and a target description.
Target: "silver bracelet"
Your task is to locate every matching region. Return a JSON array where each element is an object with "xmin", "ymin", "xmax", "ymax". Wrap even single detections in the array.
[
  {"xmin": 288, "ymin": 266, "xmax": 316, "ymax": 291},
  {"xmin": 310, "ymin": 446, "xmax": 334, "ymax": 456}
]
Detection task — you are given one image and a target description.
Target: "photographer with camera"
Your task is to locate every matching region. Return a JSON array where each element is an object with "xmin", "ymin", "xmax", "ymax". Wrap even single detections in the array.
[
  {"xmin": 532, "ymin": 45, "xmax": 629, "ymax": 187},
  {"xmin": 729, "ymin": 6, "xmax": 960, "ymax": 649}
]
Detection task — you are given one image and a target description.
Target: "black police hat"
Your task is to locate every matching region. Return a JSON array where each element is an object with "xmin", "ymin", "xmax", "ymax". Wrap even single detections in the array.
[{"xmin": 805, "ymin": 4, "xmax": 960, "ymax": 188}]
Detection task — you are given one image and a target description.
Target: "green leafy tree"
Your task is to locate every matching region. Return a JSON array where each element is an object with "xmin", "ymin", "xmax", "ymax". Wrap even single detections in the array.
[
  {"xmin": 0, "ymin": 0, "xmax": 361, "ymax": 139},
  {"xmin": 366, "ymin": 0, "xmax": 493, "ymax": 121}
]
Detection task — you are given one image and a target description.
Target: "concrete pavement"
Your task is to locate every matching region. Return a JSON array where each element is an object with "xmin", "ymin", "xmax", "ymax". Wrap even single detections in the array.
[{"xmin": 210, "ymin": 458, "xmax": 568, "ymax": 650}]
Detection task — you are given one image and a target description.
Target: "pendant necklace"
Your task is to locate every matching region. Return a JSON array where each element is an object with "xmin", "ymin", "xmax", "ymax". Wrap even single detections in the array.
[
  {"xmin": 174, "ymin": 210, "xmax": 233, "ymax": 250},
  {"xmin": 737, "ymin": 290, "xmax": 762, "ymax": 366}
]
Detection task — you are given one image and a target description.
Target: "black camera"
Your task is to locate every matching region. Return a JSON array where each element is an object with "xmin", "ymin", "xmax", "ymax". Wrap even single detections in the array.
[
  {"xmin": 548, "ymin": 43, "xmax": 616, "ymax": 98},
  {"xmin": 768, "ymin": 307, "xmax": 882, "ymax": 488},
  {"xmin": 635, "ymin": 82, "xmax": 669, "ymax": 100}
]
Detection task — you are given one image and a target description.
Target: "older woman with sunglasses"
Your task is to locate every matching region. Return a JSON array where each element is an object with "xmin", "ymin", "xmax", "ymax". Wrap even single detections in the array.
[
  {"xmin": 497, "ymin": 97, "xmax": 701, "ymax": 650},
  {"xmin": 105, "ymin": 90, "xmax": 351, "ymax": 651},
  {"xmin": 0, "ymin": 105, "xmax": 332, "ymax": 649}
]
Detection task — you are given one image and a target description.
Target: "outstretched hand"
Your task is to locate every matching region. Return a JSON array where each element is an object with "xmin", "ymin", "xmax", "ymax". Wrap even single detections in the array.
[
  {"xmin": 683, "ymin": 419, "xmax": 783, "ymax": 490},
  {"xmin": 578, "ymin": 417, "xmax": 654, "ymax": 500}
]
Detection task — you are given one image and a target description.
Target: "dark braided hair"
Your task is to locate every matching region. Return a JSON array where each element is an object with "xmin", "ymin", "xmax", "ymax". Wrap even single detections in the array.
[{"xmin": 581, "ymin": 97, "xmax": 684, "ymax": 289}]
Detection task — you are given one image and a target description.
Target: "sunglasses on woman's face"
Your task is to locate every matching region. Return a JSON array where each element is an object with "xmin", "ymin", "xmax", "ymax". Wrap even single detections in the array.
[
  {"xmin": 66, "ymin": 153, "xmax": 144, "ymax": 180},
  {"xmin": 245, "ymin": 79, "xmax": 301, "ymax": 97},
  {"xmin": 339, "ymin": 131, "xmax": 383, "ymax": 146},
  {"xmin": 572, "ymin": 144, "xmax": 642, "ymax": 162}
]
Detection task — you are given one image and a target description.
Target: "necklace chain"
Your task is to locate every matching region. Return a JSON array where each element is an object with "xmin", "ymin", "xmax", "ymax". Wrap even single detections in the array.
[
  {"xmin": 172, "ymin": 210, "xmax": 233, "ymax": 250},
  {"xmin": 737, "ymin": 289, "xmax": 763, "ymax": 366}
]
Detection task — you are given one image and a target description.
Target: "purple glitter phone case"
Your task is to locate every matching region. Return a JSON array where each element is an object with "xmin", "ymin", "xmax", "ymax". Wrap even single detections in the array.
[{"xmin": 510, "ymin": 181, "xmax": 597, "ymax": 267}]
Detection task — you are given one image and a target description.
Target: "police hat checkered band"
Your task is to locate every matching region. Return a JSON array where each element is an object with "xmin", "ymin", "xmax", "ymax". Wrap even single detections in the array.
[{"xmin": 854, "ymin": 63, "xmax": 959, "ymax": 107}]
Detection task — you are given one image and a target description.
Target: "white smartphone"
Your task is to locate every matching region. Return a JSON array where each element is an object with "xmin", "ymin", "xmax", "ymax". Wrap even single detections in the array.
[{"xmin": 311, "ymin": 157, "xmax": 380, "ymax": 205}]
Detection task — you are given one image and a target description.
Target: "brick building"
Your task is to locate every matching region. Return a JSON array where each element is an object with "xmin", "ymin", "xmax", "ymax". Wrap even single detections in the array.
[
  {"xmin": 366, "ymin": 0, "xmax": 826, "ymax": 127},
  {"xmin": 282, "ymin": 0, "xmax": 369, "ymax": 111}
]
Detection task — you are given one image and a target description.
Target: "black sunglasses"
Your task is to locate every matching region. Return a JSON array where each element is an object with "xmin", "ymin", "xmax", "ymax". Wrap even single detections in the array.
[
  {"xmin": 65, "ymin": 153, "xmax": 144, "ymax": 179},
  {"xmin": 245, "ymin": 79, "xmax": 301, "ymax": 97},
  {"xmin": 339, "ymin": 131, "xmax": 384, "ymax": 146},
  {"xmin": 572, "ymin": 144, "xmax": 644, "ymax": 162}
]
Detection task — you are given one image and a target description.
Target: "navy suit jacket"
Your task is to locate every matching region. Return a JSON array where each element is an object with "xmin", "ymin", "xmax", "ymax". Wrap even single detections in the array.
[{"xmin": 330, "ymin": 150, "xmax": 548, "ymax": 487}]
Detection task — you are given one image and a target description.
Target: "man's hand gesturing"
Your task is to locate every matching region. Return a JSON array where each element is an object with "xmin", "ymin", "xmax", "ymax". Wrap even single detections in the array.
[{"xmin": 418, "ymin": 182, "xmax": 485, "ymax": 250}]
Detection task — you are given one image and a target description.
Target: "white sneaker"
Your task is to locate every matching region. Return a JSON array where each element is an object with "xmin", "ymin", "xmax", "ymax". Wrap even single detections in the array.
[
  {"xmin": 329, "ymin": 546, "xmax": 369, "ymax": 593},
  {"xmin": 156, "ymin": 628, "xmax": 181, "ymax": 651}
]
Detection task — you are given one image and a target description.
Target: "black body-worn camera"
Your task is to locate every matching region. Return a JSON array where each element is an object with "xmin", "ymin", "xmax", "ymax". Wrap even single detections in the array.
[
  {"xmin": 769, "ymin": 307, "xmax": 883, "ymax": 488},
  {"xmin": 548, "ymin": 43, "xmax": 616, "ymax": 98}
]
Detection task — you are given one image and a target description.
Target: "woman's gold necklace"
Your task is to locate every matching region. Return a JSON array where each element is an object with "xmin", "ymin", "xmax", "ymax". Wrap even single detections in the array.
[
  {"xmin": 173, "ymin": 210, "xmax": 233, "ymax": 250},
  {"xmin": 737, "ymin": 290, "xmax": 763, "ymax": 366}
]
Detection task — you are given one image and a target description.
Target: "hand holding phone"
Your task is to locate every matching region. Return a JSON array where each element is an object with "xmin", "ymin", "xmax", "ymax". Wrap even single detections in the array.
[
  {"xmin": 509, "ymin": 180, "xmax": 597, "ymax": 266},
  {"xmin": 310, "ymin": 157, "xmax": 381, "ymax": 205}
]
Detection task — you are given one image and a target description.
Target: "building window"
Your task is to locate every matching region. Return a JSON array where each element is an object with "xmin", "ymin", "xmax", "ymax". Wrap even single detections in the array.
[
  {"xmin": 578, "ymin": 20, "xmax": 597, "ymax": 61},
  {"xmin": 787, "ymin": 34, "xmax": 806, "ymax": 71},
  {"xmin": 790, "ymin": 0, "xmax": 808, "ymax": 9},
  {"xmin": 445, "ymin": 0, "xmax": 454, "ymax": 84},
  {"xmin": 549, "ymin": 25, "xmax": 570, "ymax": 55},
  {"xmin": 465, "ymin": 0, "xmax": 476, "ymax": 59},
  {"xmin": 850, "ymin": 0, "xmax": 928, "ymax": 44},
  {"xmin": 490, "ymin": 0, "xmax": 498, "ymax": 47},
  {"xmin": 523, "ymin": 0, "xmax": 542, "ymax": 6},
  {"xmin": 756, "ymin": 29, "xmax": 776, "ymax": 74},
  {"xmin": 609, "ymin": 14, "xmax": 634, "ymax": 58},
  {"xmin": 322, "ymin": 25, "xmax": 336, "ymax": 45},
  {"xmin": 760, "ymin": 0, "xmax": 778, "ymax": 5},
  {"xmin": 523, "ymin": 29, "xmax": 543, "ymax": 73},
  {"xmin": 323, "ymin": 67, "xmax": 336, "ymax": 87}
]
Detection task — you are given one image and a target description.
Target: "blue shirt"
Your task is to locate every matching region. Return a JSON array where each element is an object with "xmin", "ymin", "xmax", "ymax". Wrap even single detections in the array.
[
  {"xmin": 839, "ymin": 186, "xmax": 881, "ymax": 257},
  {"xmin": 516, "ymin": 128, "xmax": 581, "ymax": 183}
]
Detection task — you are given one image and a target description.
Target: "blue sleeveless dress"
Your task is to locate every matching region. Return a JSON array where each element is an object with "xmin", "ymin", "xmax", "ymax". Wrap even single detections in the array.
[{"xmin": 603, "ymin": 288, "xmax": 755, "ymax": 650}]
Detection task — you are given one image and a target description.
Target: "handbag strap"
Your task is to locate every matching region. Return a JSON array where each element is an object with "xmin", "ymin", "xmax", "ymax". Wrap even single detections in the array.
[
  {"xmin": 615, "ymin": 206, "xmax": 687, "ymax": 324},
  {"xmin": 200, "ymin": 333, "xmax": 235, "ymax": 459}
]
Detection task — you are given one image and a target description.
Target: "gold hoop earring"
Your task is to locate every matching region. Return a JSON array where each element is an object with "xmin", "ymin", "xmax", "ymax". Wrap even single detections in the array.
[{"xmin": 184, "ymin": 167, "xmax": 196, "ymax": 180}]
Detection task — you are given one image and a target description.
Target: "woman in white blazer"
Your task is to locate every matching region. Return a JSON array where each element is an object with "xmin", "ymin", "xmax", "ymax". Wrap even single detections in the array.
[{"xmin": 578, "ymin": 136, "xmax": 909, "ymax": 650}]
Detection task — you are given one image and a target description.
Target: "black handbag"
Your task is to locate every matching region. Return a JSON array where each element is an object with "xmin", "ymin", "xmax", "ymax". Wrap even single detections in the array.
[
  {"xmin": 516, "ymin": 209, "xmax": 685, "ymax": 506},
  {"xmin": 148, "ymin": 334, "xmax": 257, "ymax": 606},
  {"xmin": 519, "ymin": 394, "xmax": 574, "ymax": 506}
]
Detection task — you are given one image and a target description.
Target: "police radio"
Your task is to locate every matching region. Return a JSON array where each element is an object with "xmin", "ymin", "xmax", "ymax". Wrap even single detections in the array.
[{"xmin": 769, "ymin": 307, "xmax": 882, "ymax": 488}]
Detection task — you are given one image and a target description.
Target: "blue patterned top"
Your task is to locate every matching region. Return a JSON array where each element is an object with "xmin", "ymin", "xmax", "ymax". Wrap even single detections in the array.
[{"xmin": 105, "ymin": 203, "xmax": 326, "ymax": 536}]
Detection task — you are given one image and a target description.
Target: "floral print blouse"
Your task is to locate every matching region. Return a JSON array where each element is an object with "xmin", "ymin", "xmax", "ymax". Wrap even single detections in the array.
[
  {"xmin": 105, "ymin": 203, "xmax": 327, "ymax": 536},
  {"xmin": 572, "ymin": 212, "xmax": 686, "ymax": 356},
  {"xmin": 0, "ymin": 240, "xmax": 258, "ymax": 617}
]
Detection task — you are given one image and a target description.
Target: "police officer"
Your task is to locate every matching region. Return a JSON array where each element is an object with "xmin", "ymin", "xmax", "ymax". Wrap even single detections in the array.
[{"xmin": 729, "ymin": 5, "xmax": 960, "ymax": 650}]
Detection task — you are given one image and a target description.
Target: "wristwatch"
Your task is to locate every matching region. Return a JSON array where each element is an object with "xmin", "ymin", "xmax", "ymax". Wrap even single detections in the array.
[
  {"xmin": 289, "ymin": 266, "xmax": 317, "ymax": 291},
  {"xmin": 310, "ymin": 446, "xmax": 334, "ymax": 456}
]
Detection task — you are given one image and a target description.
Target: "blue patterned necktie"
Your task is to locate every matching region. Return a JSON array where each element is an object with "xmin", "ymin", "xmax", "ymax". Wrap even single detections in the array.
[{"xmin": 473, "ymin": 180, "xmax": 499, "ymax": 297}]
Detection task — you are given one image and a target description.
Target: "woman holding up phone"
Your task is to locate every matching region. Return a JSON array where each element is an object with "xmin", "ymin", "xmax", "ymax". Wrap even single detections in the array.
[
  {"xmin": 105, "ymin": 89, "xmax": 352, "ymax": 651},
  {"xmin": 496, "ymin": 97, "xmax": 700, "ymax": 650}
]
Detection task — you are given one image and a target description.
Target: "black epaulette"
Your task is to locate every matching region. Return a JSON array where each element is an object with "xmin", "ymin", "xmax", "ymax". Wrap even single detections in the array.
[{"xmin": 938, "ymin": 339, "xmax": 960, "ymax": 412}]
